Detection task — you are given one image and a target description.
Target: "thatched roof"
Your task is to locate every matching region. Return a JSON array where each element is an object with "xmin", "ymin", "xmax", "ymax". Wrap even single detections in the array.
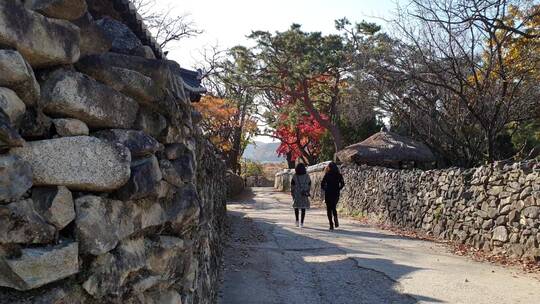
[{"xmin": 335, "ymin": 131, "xmax": 435, "ymax": 165}]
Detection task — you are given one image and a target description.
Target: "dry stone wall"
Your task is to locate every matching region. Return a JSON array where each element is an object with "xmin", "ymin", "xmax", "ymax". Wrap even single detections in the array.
[
  {"xmin": 276, "ymin": 160, "xmax": 540, "ymax": 259},
  {"xmin": 0, "ymin": 1, "xmax": 227, "ymax": 303}
]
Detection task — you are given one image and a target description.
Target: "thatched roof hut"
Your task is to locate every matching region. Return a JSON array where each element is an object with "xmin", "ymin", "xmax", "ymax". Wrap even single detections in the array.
[{"xmin": 335, "ymin": 130, "xmax": 435, "ymax": 167}]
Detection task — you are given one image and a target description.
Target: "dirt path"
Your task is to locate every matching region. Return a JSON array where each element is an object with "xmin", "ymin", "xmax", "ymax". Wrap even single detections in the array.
[{"xmin": 218, "ymin": 188, "xmax": 540, "ymax": 304}]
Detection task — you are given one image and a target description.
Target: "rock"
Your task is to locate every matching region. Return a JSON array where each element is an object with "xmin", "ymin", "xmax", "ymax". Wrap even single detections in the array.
[
  {"xmin": 0, "ymin": 242, "xmax": 79, "ymax": 291},
  {"xmin": 160, "ymin": 154, "xmax": 195, "ymax": 187},
  {"xmin": 25, "ymin": 0, "xmax": 87, "ymax": 21},
  {"xmin": 117, "ymin": 156, "xmax": 163, "ymax": 201},
  {"xmin": 92, "ymin": 129, "xmax": 161, "ymax": 158},
  {"xmin": 495, "ymin": 215, "xmax": 506, "ymax": 226},
  {"xmin": 487, "ymin": 208, "xmax": 498, "ymax": 219},
  {"xmin": 82, "ymin": 237, "xmax": 188, "ymax": 299},
  {"xmin": 0, "ymin": 155, "xmax": 32, "ymax": 203},
  {"xmin": 18, "ymin": 107, "xmax": 52, "ymax": 139},
  {"xmin": 76, "ymin": 59, "xmax": 162, "ymax": 104},
  {"xmin": 166, "ymin": 183, "xmax": 201, "ymax": 231},
  {"xmin": 75, "ymin": 183, "xmax": 199, "ymax": 255},
  {"xmin": 77, "ymin": 53, "xmax": 188, "ymax": 108},
  {"xmin": 523, "ymin": 206, "xmax": 539, "ymax": 219},
  {"xmin": 95, "ymin": 17, "xmax": 145, "ymax": 56},
  {"xmin": 164, "ymin": 143, "xmax": 191, "ymax": 160},
  {"xmin": 11, "ymin": 136, "xmax": 131, "ymax": 191},
  {"xmin": 52, "ymin": 118, "xmax": 89, "ymax": 136},
  {"xmin": 0, "ymin": 49, "xmax": 40, "ymax": 106},
  {"xmin": 41, "ymin": 69, "xmax": 139, "ymax": 129},
  {"xmin": 482, "ymin": 219, "xmax": 493, "ymax": 230},
  {"xmin": 73, "ymin": 13, "xmax": 112, "ymax": 57},
  {"xmin": 142, "ymin": 45, "xmax": 157, "ymax": 59},
  {"xmin": 31, "ymin": 186, "xmax": 75, "ymax": 229},
  {"xmin": 492, "ymin": 226, "xmax": 509, "ymax": 242},
  {"xmin": 0, "ymin": 87, "xmax": 26, "ymax": 124},
  {"xmin": 134, "ymin": 107, "xmax": 167, "ymax": 138},
  {"xmin": 0, "ymin": 199, "xmax": 55, "ymax": 244},
  {"xmin": 74, "ymin": 195, "xmax": 134, "ymax": 255},
  {"xmin": 0, "ymin": 108, "xmax": 25, "ymax": 147},
  {"xmin": 0, "ymin": 1, "xmax": 80, "ymax": 67}
]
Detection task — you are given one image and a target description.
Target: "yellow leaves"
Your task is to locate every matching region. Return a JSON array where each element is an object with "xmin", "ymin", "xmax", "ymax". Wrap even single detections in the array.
[{"xmin": 194, "ymin": 95, "xmax": 258, "ymax": 153}]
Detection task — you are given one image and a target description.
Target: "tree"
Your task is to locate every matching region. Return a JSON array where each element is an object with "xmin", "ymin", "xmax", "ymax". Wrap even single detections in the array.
[
  {"xmin": 369, "ymin": 0, "xmax": 540, "ymax": 166},
  {"xmin": 200, "ymin": 46, "xmax": 260, "ymax": 173},
  {"xmin": 247, "ymin": 25, "xmax": 352, "ymax": 152},
  {"xmin": 130, "ymin": 0, "xmax": 202, "ymax": 50},
  {"xmin": 194, "ymin": 96, "xmax": 258, "ymax": 170},
  {"xmin": 273, "ymin": 105, "xmax": 327, "ymax": 165}
]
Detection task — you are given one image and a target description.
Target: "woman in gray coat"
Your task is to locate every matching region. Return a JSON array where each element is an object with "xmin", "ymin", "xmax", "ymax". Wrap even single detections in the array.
[{"xmin": 291, "ymin": 163, "xmax": 311, "ymax": 228}]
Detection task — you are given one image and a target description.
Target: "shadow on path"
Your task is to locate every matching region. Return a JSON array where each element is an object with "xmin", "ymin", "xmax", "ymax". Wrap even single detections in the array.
[{"xmin": 219, "ymin": 198, "xmax": 444, "ymax": 304}]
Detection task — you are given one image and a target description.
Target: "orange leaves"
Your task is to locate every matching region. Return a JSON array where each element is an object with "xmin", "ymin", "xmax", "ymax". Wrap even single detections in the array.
[
  {"xmin": 194, "ymin": 96, "xmax": 239, "ymax": 152},
  {"xmin": 194, "ymin": 95, "xmax": 258, "ymax": 153}
]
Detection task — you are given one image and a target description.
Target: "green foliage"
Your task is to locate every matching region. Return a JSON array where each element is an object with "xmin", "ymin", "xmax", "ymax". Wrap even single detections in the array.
[{"xmin": 240, "ymin": 159, "xmax": 264, "ymax": 177}]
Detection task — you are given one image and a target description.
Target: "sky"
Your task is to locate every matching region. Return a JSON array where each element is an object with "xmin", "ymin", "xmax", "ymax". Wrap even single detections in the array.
[
  {"xmin": 157, "ymin": 0, "xmax": 399, "ymax": 69},
  {"xmin": 151, "ymin": 0, "xmax": 399, "ymax": 142}
]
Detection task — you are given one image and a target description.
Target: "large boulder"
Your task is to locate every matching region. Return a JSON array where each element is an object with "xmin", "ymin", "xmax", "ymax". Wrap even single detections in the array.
[
  {"xmin": 73, "ymin": 13, "xmax": 112, "ymax": 57},
  {"xmin": 75, "ymin": 184, "xmax": 199, "ymax": 255},
  {"xmin": 95, "ymin": 17, "xmax": 145, "ymax": 56},
  {"xmin": 117, "ymin": 156, "xmax": 163, "ymax": 201},
  {"xmin": 52, "ymin": 118, "xmax": 89, "ymax": 137},
  {"xmin": 0, "ymin": 87, "xmax": 26, "ymax": 124},
  {"xmin": 93, "ymin": 129, "xmax": 161, "ymax": 158},
  {"xmin": 25, "ymin": 0, "xmax": 88, "ymax": 21},
  {"xmin": 0, "ymin": 50, "xmax": 40, "ymax": 106},
  {"xmin": 0, "ymin": 1, "xmax": 80, "ymax": 67},
  {"xmin": 0, "ymin": 242, "xmax": 79, "ymax": 291},
  {"xmin": 31, "ymin": 186, "xmax": 75, "ymax": 229},
  {"xmin": 40, "ymin": 70, "xmax": 139, "ymax": 129},
  {"xmin": 11, "ymin": 136, "xmax": 131, "ymax": 191},
  {"xmin": 0, "ymin": 155, "xmax": 32, "ymax": 203},
  {"xmin": 76, "ymin": 60, "xmax": 162, "ymax": 105},
  {"xmin": 82, "ymin": 237, "xmax": 189, "ymax": 299},
  {"xmin": 0, "ymin": 199, "xmax": 56, "ymax": 244},
  {"xmin": 77, "ymin": 53, "xmax": 188, "ymax": 108}
]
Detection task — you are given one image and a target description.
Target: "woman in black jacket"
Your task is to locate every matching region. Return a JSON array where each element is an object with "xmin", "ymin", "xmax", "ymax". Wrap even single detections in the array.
[{"xmin": 321, "ymin": 162, "xmax": 345, "ymax": 230}]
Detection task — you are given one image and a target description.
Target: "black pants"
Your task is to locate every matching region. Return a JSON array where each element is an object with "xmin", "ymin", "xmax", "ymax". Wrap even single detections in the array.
[
  {"xmin": 325, "ymin": 195, "xmax": 339, "ymax": 228},
  {"xmin": 294, "ymin": 208, "xmax": 306, "ymax": 224}
]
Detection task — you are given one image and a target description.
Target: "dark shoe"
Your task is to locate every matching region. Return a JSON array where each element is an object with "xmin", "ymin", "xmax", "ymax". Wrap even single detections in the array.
[
  {"xmin": 334, "ymin": 218, "xmax": 339, "ymax": 228},
  {"xmin": 329, "ymin": 223, "xmax": 334, "ymax": 231}
]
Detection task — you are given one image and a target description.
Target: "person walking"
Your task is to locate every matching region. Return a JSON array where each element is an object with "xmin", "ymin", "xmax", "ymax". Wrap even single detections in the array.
[
  {"xmin": 321, "ymin": 162, "xmax": 345, "ymax": 230},
  {"xmin": 291, "ymin": 163, "xmax": 311, "ymax": 228}
]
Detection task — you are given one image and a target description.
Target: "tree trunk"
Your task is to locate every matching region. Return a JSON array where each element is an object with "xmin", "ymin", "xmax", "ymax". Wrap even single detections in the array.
[
  {"xmin": 286, "ymin": 152, "xmax": 295, "ymax": 169},
  {"xmin": 299, "ymin": 85, "xmax": 345, "ymax": 152}
]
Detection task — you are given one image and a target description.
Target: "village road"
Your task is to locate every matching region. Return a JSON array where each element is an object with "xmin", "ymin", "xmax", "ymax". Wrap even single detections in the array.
[{"xmin": 218, "ymin": 188, "xmax": 540, "ymax": 304}]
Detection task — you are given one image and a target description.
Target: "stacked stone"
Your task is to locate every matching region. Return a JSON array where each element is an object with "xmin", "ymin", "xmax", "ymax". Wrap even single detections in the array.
[
  {"xmin": 0, "ymin": 1, "xmax": 227, "ymax": 303},
  {"xmin": 276, "ymin": 160, "xmax": 540, "ymax": 260}
]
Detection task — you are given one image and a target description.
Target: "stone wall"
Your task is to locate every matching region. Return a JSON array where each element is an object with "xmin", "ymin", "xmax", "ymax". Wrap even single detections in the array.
[
  {"xmin": 276, "ymin": 161, "xmax": 540, "ymax": 259},
  {"xmin": 0, "ymin": 1, "xmax": 227, "ymax": 303}
]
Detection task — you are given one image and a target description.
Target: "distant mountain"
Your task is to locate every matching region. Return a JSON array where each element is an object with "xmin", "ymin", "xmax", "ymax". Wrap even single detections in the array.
[{"xmin": 243, "ymin": 141, "xmax": 284, "ymax": 163}]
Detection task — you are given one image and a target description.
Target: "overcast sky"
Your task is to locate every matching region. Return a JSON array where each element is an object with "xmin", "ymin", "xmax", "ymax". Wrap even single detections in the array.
[{"xmin": 156, "ymin": 0, "xmax": 399, "ymax": 69}]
